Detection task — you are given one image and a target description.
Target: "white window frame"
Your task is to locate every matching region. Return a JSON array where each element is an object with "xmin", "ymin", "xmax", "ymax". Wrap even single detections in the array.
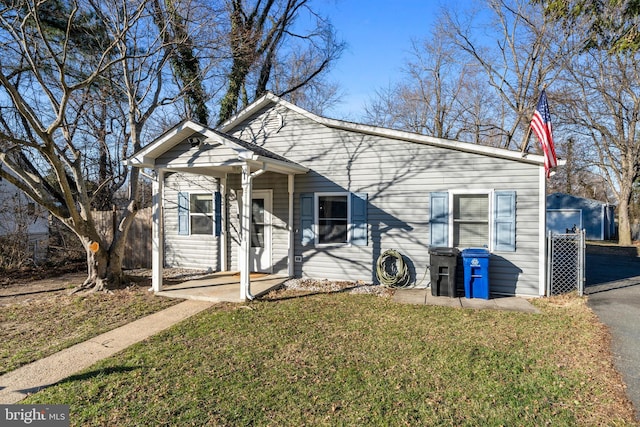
[
  {"xmin": 189, "ymin": 192, "xmax": 214, "ymax": 235},
  {"xmin": 449, "ymin": 189, "xmax": 494, "ymax": 250},
  {"xmin": 314, "ymin": 192, "xmax": 351, "ymax": 246}
]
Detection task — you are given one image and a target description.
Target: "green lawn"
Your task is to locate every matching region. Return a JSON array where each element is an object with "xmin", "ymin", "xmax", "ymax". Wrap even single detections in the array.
[{"xmin": 24, "ymin": 292, "xmax": 636, "ymax": 426}]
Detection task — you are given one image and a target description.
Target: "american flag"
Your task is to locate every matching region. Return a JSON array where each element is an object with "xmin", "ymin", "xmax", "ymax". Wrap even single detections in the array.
[{"xmin": 530, "ymin": 89, "xmax": 558, "ymax": 178}]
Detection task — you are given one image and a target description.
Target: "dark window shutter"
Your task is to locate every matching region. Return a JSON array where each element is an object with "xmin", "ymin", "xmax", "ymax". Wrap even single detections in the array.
[
  {"xmin": 351, "ymin": 192, "xmax": 368, "ymax": 246},
  {"xmin": 494, "ymin": 191, "xmax": 516, "ymax": 251},
  {"xmin": 300, "ymin": 193, "xmax": 315, "ymax": 246},
  {"xmin": 430, "ymin": 192, "xmax": 449, "ymax": 247},
  {"xmin": 178, "ymin": 192, "xmax": 189, "ymax": 235},
  {"xmin": 214, "ymin": 191, "xmax": 222, "ymax": 237}
]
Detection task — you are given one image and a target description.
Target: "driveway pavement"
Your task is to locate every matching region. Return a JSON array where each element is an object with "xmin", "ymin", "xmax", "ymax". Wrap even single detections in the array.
[{"xmin": 585, "ymin": 251, "xmax": 640, "ymax": 420}]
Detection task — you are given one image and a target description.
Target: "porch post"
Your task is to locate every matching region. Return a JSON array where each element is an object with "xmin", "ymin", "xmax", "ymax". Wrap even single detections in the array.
[
  {"xmin": 288, "ymin": 174, "xmax": 295, "ymax": 277},
  {"xmin": 151, "ymin": 169, "xmax": 164, "ymax": 292},
  {"xmin": 240, "ymin": 164, "xmax": 252, "ymax": 301},
  {"xmin": 220, "ymin": 175, "xmax": 228, "ymax": 272}
]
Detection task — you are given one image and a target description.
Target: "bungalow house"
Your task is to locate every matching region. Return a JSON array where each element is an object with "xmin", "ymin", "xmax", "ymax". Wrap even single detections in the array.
[{"xmin": 127, "ymin": 93, "xmax": 556, "ymax": 300}]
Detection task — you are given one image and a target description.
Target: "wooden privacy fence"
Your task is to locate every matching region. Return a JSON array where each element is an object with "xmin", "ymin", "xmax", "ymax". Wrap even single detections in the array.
[{"xmin": 92, "ymin": 207, "xmax": 152, "ymax": 269}]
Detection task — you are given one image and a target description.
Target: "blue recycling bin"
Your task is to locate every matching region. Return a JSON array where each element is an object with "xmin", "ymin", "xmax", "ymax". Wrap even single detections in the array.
[{"xmin": 461, "ymin": 248, "xmax": 490, "ymax": 299}]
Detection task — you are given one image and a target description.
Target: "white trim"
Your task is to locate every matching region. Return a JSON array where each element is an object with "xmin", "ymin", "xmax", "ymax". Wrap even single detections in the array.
[
  {"xmin": 188, "ymin": 192, "xmax": 215, "ymax": 235},
  {"xmin": 448, "ymin": 189, "xmax": 494, "ymax": 251},
  {"xmin": 126, "ymin": 119, "xmax": 308, "ymax": 175},
  {"xmin": 287, "ymin": 175, "xmax": 295, "ymax": 277},
  {"xmin": 538, "ymin": 167, "xmax": 547, "ymax": 296},
  {"xmin": 314, "ymin": 192, "xmax": 351, "ymax": 247},
  {"xmin": 151, "ymin": 169, "xmax": 165, "ymax": 292},
  {"xmin": 220, "ymin": 176, "xmax": 228, "ymax": 271},
  {"xmin": 249, "ymin": 189, "xmax": 273, "ymax": 273},
  {"xmin": 219, "ymin": 92, "xmax": 561, "ymax": 167}
]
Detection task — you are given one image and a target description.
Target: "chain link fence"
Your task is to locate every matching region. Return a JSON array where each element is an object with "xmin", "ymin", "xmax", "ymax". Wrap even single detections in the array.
[{"xmin": 547, "ymin": 230, "xmax": 585, "ymax": 296}]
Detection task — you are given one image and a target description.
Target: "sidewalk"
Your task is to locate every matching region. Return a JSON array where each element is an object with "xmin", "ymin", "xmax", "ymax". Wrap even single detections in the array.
[
  {"xmin": 393, "ymin": 288, "xmax": 540, "ymax": 313},
  {"xmin": 0, "ymin": 299, "xmax": 213, "ymax": 404}
]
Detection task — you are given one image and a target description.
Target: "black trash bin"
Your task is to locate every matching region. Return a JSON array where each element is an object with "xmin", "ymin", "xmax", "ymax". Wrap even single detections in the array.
[{"xmin": 429, "ymin": 247, "xmax": 460, "ymax": 297}]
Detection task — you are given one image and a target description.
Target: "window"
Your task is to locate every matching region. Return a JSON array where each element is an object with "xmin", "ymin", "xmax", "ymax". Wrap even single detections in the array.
[
  {"xmin": 429, "ymin": 191, "xmax": 516, "ymax": 251},
  {"xmin": 300, "ymin": 192, "xmax": 368, "ymax": 246},
  {"xmin": 190, "ymin": 193, "xmax": 214, "ymax": 235},
  {"xmin": 178, "ymin": 191, "xmax": 221, "ymax": 236},
  {"xmin": 453, "ymin": 193, "xmax": 489, "ymax": 247},
  {"xmin": 318, "ymin": 194, "xmax": 348, "ymax": 244}
]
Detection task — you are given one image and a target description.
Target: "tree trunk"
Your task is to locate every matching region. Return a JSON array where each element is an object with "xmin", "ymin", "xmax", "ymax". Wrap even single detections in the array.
[{"xmin": 617, "ymin": 194, "xmax": 633, "ymax": 246}]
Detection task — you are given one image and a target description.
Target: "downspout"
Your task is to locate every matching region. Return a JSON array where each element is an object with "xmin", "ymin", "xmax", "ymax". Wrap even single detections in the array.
[{"xmin": 240, "ymin": 162, "xmax": 267, "ymax": 301}]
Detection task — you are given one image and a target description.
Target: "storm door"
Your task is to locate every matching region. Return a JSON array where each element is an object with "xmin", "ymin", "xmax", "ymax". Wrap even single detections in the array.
[{"xmin": 249, "ymin": 190, "xmax": 272, "ymax": 273}]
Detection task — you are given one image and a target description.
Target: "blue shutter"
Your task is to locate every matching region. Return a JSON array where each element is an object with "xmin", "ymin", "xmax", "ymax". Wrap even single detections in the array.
[
  {"xmin": 430, "ymin": 192, "xmax": 449, "ymax": 247},
  {"xmin": 300, "ymin": 193, "xmax": 315, "ymax": 246},
  {"xmin": 214, "ymin": 191, "xmax": 222, "ymax": 237},
  {"xmin": 494, "ymin": 191, "xmax": 516, "ymax": 251},
  {"xmin": 351, "ymin": 192, "xmax": 368, "ymax": 246},
  {"xmin": 178, "ymin": 192, "xmax": 189, "ymax": 235}
]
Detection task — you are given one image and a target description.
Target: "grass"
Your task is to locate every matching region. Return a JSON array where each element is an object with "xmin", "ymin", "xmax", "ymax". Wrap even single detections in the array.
[
  {"xmin": 0, "ymin": 284, "xmax": 179, "ymax": 375},
  {"xmin": 22, "ymin": 290, "xmax": 637, "ymax": 426}
]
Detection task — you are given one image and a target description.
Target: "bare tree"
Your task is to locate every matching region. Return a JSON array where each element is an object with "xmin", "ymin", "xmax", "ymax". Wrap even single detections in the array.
[
  {"xmin": 363, "ymin": 25, "xmax": 493, "ymax": 143},
  {"xmin": 0, "ymin": 0, "xmax": 209, "ymax": 291},
  {"xmin": 561, "ymin": 50, "xmax": 640, "ymax": 244},
  {"xmin": 217, "ymin": 0, "xmax": 343, "ymax": 123},
  {"xmin": 441, "ymin": 0, "xmax": 566, "ymax": 150}
]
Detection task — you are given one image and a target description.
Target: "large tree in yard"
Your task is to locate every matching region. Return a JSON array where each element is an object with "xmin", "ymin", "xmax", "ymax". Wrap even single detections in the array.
[
  {"xmin": 0, "ymin": 0, "xmax": 209, "ymax": 291},
  {"xmin": 218, "ymin": 0, "xmax": 343, "ymax": 123}
]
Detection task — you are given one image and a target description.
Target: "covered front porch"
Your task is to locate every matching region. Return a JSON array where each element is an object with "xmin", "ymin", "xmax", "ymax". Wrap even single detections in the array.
[
  {"xmin": 156, "ymin": 271, "xmax": 288, "ymax": 303},
  {"xmin": 126, "ymin": 120, "xmax": 308, "ymax": 302}
]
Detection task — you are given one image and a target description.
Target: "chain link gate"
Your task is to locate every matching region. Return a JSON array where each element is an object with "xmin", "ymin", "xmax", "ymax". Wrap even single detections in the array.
[{"xmin": 546, "ymin": 230, "xmax": 585, "ymax": 296}]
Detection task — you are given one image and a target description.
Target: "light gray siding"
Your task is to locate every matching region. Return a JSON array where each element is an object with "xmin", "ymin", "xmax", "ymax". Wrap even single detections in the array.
[
  {"xmin": 163, "ymin": 172, "xmax": 219, "ymax": 270},
  {"xmin": 227, "ymin": 105, "xmax": 543, "ymax": 296}
]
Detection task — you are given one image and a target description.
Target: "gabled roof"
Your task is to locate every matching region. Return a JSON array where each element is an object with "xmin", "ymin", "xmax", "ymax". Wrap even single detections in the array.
[
  {"xmin": 126, "ymin": 120, "xmax": 308, "ymax": 174},
  {"xmin": 219, "ymin": 92, "xmax": 560, "ymax": 167}
]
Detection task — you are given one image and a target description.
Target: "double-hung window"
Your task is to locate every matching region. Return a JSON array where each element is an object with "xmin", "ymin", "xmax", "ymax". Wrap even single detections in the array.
[
  {"xmin": 317, "ymin": 194, "xmax": 349, "ymax": 244},
  {"xmin": 190, "ymin": 193, "xmax": 214, "ymax": 235},
  {"xmin": 430, "ymin": 190, "xmax": 516, "ymax": 251},
  {"xmin": 300, "ymin": 192, "xmax": 368, "ymax": 246},
  {"xmin": 453, "ymin": 193, "xmax": 489, "ymax": 247},
  {"xmin": 178, "ymin": 191, "xmax": 221, "ymax": 236}
]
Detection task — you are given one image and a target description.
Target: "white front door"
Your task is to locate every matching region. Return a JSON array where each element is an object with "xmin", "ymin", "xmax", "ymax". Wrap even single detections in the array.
[{"xmin": 250, "ymin": 190, "xmax": 272, "ymax": 273}]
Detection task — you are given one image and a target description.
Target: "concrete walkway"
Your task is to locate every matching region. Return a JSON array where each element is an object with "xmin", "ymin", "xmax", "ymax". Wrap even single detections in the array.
[
  {"xmin": 0, "ymin": 300, "xmax": 213, "ymax": 404},
  {"xmin": 393, "ymin": 288, "xmax": 540, "ymax": 313}
]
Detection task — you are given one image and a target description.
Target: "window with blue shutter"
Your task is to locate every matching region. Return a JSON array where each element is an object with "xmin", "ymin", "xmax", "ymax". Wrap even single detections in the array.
[
  {"xmin": 300, "ymin": 193, "xmax": 314, "ymax": 245},
  {"xmin": 430, "ymin": 192, "xmax": 449, "ymax": 247},
  {"xmin": 494, "ymin": 191, "xmax": 516, "ymax": 251},
  {"xmin": 178, "ymin": 192, "xmax": 189, "ymax": 235},
  {"xmin": 301, "ymin": 192, "xmax": 368, "ymax": 246},
  {"xmin": 178, "ymin": 191, "xmax": 220, "ymax": 236},
  {"xmin": 351, "ymin": 192, "xmax": 368, "ymax": 246}
]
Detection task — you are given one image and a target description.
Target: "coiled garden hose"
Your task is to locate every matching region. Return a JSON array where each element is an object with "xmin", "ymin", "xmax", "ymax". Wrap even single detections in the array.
[{"xmin": 376, "ymin": 249, "xmax": 412, "ymax": 288}]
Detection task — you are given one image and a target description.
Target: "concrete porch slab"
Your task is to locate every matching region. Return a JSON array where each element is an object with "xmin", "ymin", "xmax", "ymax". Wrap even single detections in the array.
[{"xmin": 156, "ymin": 272, "xmax": 288, "ymax": 302}]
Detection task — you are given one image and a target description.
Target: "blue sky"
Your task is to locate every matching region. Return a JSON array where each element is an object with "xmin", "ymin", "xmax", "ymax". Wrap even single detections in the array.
[{"xmin": 314, "ymin": 0, "xmax": 451, "ymax": 119}]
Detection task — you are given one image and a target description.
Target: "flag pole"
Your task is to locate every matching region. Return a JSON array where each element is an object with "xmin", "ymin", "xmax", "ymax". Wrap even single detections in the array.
[
  {"xmin": 520, "ymin": 124, "xmax": 532, "ymax": 154},
  {"xmin": 521, "ymin": 84, "xmax": 547, "ymax": 155}
]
